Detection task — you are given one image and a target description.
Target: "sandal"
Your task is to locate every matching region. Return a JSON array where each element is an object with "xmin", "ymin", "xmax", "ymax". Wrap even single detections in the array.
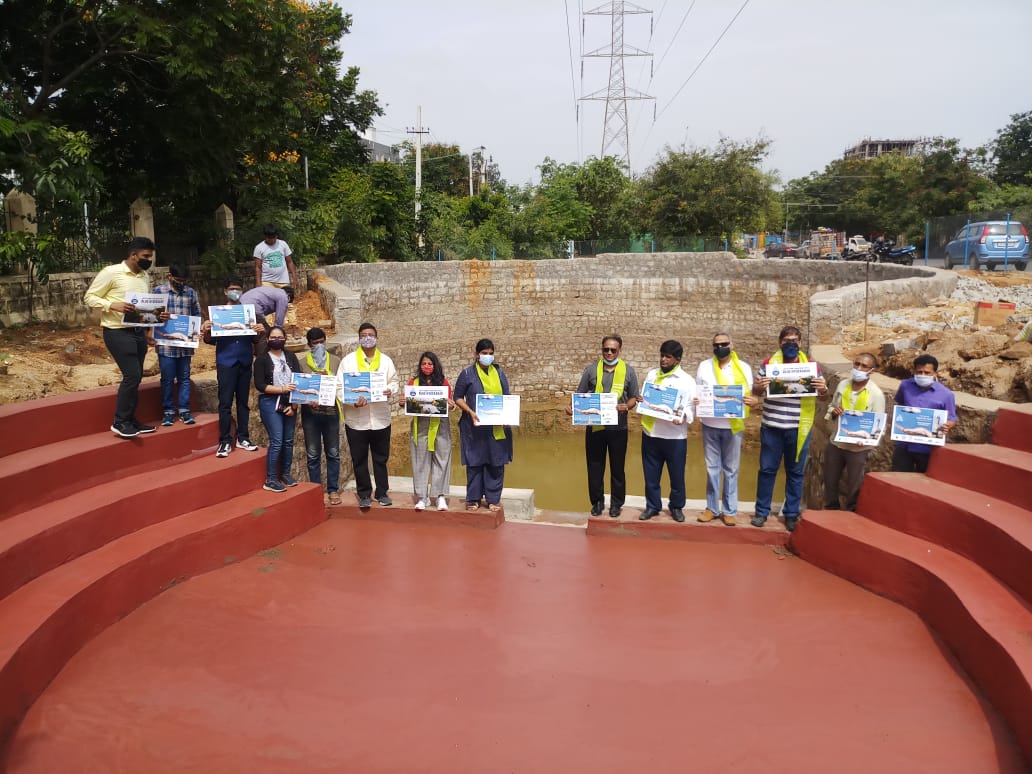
[
  {"xmin": 487, "ymin": 503, "xmax": 502, "ymax": 513},
  {"xmin": 466, "ymin": 502, "xmax": 480, "ymax": 512},
  {"xmin": 328, "ymin": 493, "xmax": 342, "ymax": 506}
]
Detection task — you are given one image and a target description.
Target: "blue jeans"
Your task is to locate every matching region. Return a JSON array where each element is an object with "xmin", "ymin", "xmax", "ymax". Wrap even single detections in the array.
[
  {"xmin": 301, "ymin": 409, "xmax": 340, "ymax": 493},
  {"xmin": 641, "ymin": 434, "xmax": 687, "ymax": 511},
  {"xmin": 755, "ymin": 424, "xmax": 810, "ymax": 518},
  {"xmin": 158, "ymin": 354, "xmax": 192, "ymax": 414},
  {"xmin": 258, "ymin": 395, "xmax": 297, "ymax": 483},
  {"xmin": 701, "ymin": 424, "xmax": 743, "ymax": 515}
]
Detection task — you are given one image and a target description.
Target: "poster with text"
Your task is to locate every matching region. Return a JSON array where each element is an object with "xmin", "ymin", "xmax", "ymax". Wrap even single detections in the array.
[
  {"xmin": 696, "ymin": 383, "xmax": 746, "ymax": 419},
  {"xmin": 476, "ymin": 393, "xmax": 521, "ymax": 425},
  {"xmin": 834, "ymin": 410, "xmax": 887, "ymax": 447},
  {"xmin": 890, "ymin": 405, "xmax": 947, "ymax": 446},
  {"xmin": 208, "ymin": 304, "xmax": 257, "ymax": 336},
  {"xmin": 405, "ymin": 385, "xmax": 450, "ymax": 417},
  {"xmin": 636, "ymin": 380, "xmax": 691, "ymax": 423},
  {"xmin": 153, "ymin": 314, "xmax": 201, "ymax": 349},
  {"xmin": 572, "ymin": 392, "xmax": 618, "ymax": 426},
  {"xmin": 341, "ymin": 371, "xmax": 388, "ymax": 404},
  {"xmin": 121, "ymin": 292, "xmax": 166, "ymax": 327},
  {"xmin": 289, "ymin": 372, "xmax": 338, "ymax": 407},
  {"xmin": 765, "ymin": 361, "xmax": 819, "ymax": 397}
]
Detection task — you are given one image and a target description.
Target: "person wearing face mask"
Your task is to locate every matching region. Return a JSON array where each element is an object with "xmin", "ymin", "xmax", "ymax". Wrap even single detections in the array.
[
  {"xmin": 202, "ymin": 276, "xmax": 266, "ymax": 458},
  {"xmin": 84, "ymin": 236, "xmax": 161, "ymax": 438},
  {"xmin": 254, "ymin": 326, "xmax": 301, "ymax": 492},
  {"xmin": 695, "ymin": 333, "xmax": 759, "ymax": 526},
  {"xmin": 639, "ymin": 340, "xmax": 696, "ymax": 523},
  {"xmin": 891, "ymin": 354, "xmax": 957, "ymax": 473},
  {"xmin": 566, "ymin": 335, "xmax": 640, "ymax": 518},
  {"xmin": 403, "ymin": 351, "xmax": 454, "ymax": 512},
  {"xmin": 153, "ymin": 263, "xmax": 202, "ymax": 427},
  {"xmin": 336, "ymin": 322, "xmax": 399, "ymax": 508},
  {"xmin": 453, "ymin": 339, "xmax": 513, "ymax": 513},
  {"xmin": 823, "ymin": 352, "xmax": 886, "ymax": 511},
  {"xmin": 299, "ymin": 328, "xmax": 342, "ymax": 505},
  {"xmin": 751, "ymin": 325, "xmax": 829, "ymax": 532}
]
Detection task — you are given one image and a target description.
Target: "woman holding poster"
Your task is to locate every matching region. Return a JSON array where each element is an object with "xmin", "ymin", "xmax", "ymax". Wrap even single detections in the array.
[
  {"xmin": 453, "ymin": 339, "xmax": 513, "ymax": 513},
  {"xmin": 253, "ymin": 326, "xmax": 301, "ymax": 493},
  {"xmin": 404, "ymin": 352, "xmax": 454, "ymax": 512}
]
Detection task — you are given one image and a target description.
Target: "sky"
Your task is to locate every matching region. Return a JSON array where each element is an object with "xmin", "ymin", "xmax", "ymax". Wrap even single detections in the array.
[{"xmin": 337, "ymin": 0, "xmax": 1032, "ymax": 188}]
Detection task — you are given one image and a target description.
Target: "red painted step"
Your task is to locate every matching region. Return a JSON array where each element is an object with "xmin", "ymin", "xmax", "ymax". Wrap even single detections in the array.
[
  {"xmin": 993, "ymin": 403, "xmax": 1032, "ymax": 453},
  {"xmin": 587, "ymin": 511, "xmax": 790, "ymax": 546},
  {"xmin": 857, "ymin": 473, "xmax": 1032, "ymax": 605},
  {"xmin": 791, "ymin": 510, "xmax": 1032, "ymax": 764},
  {"xmin": 0, "ymin": 414, "xmax": 220, "ymax": 519},
  {"xmin": 0, "ymin": 451, "xmax": 268, "ymax": 602},
  {"xmin": 926, "ymin": 443, "xmax": 1032, "ymax": 512},
  {"xmin": 0, "ymin": 380, "xmax": 165, "ymax": 456},
  {"xmin": 0, "ymin": 483, "xmax": 326, "ymax": 755}
]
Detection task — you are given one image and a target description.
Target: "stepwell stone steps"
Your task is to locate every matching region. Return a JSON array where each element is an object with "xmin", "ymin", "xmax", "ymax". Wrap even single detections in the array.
[
  {"xmin": 991, "ymin": 403, "xmax": 1032, "ymax": 454},
  {"xmin": 0, "ymin": 483, "xmax": 325, "ymax": 752},
  {"xmin": 925, "ymin": 443, "xmax": 1032, "ymax": 512},
  {"xmin": 792, "ymin": 509, "xmax": 1032, "ymax": 763},
  {"xmin": 0, "ymin": 451, "xmax": 268, "ymax": 602},
  {"xmin": 858, "ymin": 473, "xmax": 1032, "ymax": 606}
]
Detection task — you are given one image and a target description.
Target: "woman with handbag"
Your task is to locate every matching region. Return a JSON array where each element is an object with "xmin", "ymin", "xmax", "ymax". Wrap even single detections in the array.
[{"xmin": 254, "ymin": 326, "xmax": 301, "ymax": 492}]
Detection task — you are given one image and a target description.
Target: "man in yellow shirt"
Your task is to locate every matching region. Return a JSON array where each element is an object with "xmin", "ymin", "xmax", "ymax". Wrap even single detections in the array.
[{"xmin": 83, "ymin": 237, "xmax": 159, "ymax": 438}]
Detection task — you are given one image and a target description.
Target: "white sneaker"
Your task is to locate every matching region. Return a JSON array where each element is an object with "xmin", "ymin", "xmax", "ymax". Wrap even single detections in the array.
[
  {"xmin": 414, "ymin": 499, "xmax": 426, "ymax": 511},
  {"xmin": 236, "ymin": 439, "xmax": 259, "ymax": 451},
  {"xmin": 436, "ymin": 496, "xmax": 448, "ymax": 511}
]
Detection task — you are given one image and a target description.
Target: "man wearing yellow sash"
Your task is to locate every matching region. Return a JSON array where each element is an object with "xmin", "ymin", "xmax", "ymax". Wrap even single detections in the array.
[
  {"xmin": 695, "ymin": 333, "xmax": 760, "ymax": 526},
  {"xmin": 336, "ymin": 322, "xmax": 399, "ymax": 509},
  {"xmin": 823, "ymin": 352, "xmax": 885, "ymax": 511},
  {"xmin": 568, "ymin": 335, "xmax": 640, "ymax": 518},
  {"xmin": 299, "ymin": 328, "xmax": 343, "ymax": 506},
  {"xmin": 751, "ymin": 326, "xmax": 829, "ymax": 532}
]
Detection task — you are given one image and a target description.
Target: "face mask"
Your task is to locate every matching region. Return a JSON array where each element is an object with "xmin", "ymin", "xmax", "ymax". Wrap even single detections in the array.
[
  {"xmin": 137, "ymin": 259, "xmax": 152, "ymax": 271},
  {"xmin": 311, "ymin": 343, "xmax": 326, "ymax": 362},
  {"xmin": 420, "ymin": 363, "xmax": 434, "ymax": 376},
  {"xmin": 660, "ymin": 363, "xmax": 677, "ymax": 373},
  {"xmin": 226, "ymin": 290, "xmax": 242, "ymax": 302},
  {"xmin": 914, "ymin": 374, "xmax": 935, "ymax": 388},
  {"xmin": 713, "ymin": 345, "xmax": 731, "ymax": 360},
  {"xmin": 268, "ymin": 338, "xmax": 285, "ymax": 351},
  {"xmin": 478, "ymin": 354, "xmax": 494, "ymax": 367},
  {"xmin": 603, "ymin": 357, "xmax": 619, "ymax": 366},
  {"xmin": 170, "ymin": 279, "xmax": 184, "ymax": 292},
  {"xmin": 851, "ymin": 368, "xmax": 870, "ymax": 382},
  {"xmin": 359, "ymin": 336, "xmax": 377, "ymax": 349},
  {"xmin": 780, "ymin": 342, "xmax": 800, "ymax": 360}
]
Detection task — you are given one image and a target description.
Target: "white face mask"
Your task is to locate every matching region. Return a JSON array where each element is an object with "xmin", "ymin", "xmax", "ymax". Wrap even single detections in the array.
[
  {"xmin": 914, "ymin": 374, "xmax": 935, "ymax": 388},
  {"xmin": 851, "ymin": 368, "xmax": 870, "ymax": 382},
  {"xmin": 478, "ymin": 354, "xmax": 495, "ymax": 367}
]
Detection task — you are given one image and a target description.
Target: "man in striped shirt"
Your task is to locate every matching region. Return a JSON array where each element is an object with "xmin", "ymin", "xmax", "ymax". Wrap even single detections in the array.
[{"xmin": 750, "ymin": 326, "xmax": 829, "ymax": 532}]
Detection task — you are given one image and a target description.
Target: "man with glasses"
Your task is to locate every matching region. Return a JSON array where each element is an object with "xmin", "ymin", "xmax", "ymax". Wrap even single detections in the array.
[
  {"xmin": 751, "ymin": 326, "xmax": 829, "ymax": 532},
  {"xmin": 695, "ymin": 333, "xmax": 759, "ymax": 526},
  {"xmin": 568, "ymin": 335, "xmax": 640, "ymax": 517},
  {"xmin": 823, "ymin": 352, "xmax": 885, "ymax": 511}
]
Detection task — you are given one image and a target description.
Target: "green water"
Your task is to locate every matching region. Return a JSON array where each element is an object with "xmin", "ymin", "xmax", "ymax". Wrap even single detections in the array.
[{"xmin": 397, "ymin": 429, "xmax": 783, "ymax": 512}]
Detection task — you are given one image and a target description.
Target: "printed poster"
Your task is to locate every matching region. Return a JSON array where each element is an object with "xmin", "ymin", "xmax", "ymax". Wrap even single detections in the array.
[
  {"xmin": 208, "ymin": 304, "xmax": 258, "ymax": 337},
  {"xmin": 153, "ymin": 314, "xmax": 201, "ymax": 349},
  {"xmin": 834, "ymin": 410, "xmax": 887, "ymax": 447},
  {"xmin": 636, "ymin": 380, "xmax": 691, "ymax": 423},
  {"xmin": 289, "ymin": 372, "xmax": 338, "ymax": 407},
  {"xmin": 696, "ymin": 384, "xmax": 746, "ymax": 419},
  {"xmin": 476, "ymin": 393, "xmax": 521, "ymax": 426},
  {"xmin": 404, "ymin": 385, "xmax": 450, "ymax": 417},
  {"xmin": 341, "ymin": 371, "xmax": 388, "ymax": 404},
  {"xmin": 765, "ymin": 361, "xmax": 819, "ymax": 397},
  {"xmin": 572, "ymin": 392, "xmax": 618, "ymax": 426},
  {"xmin": 121, "ymin": 292, "xmax": 166, "ymax": 327},
  {"xmin": 890, "ymin": 405, "xmax": 948, "ymax": 446}
]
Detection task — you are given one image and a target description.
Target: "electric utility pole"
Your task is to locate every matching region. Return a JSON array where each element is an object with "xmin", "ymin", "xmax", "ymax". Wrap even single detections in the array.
[{"xmin": 406, "ymin": 106, "xmax": 430, "ymax": 220}]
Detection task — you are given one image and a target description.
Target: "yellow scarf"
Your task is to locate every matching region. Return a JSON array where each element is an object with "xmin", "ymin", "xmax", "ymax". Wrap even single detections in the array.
[
  {"xmin": 475, "ymin": 364, "xmax": 506, "ymax": 441},
  {"xmin": 640, "ymin": 367, "xmax": 679, "ymax": 435},
  {"xmin": 768, "ymin": 349, "xmax": 815, "ymax": 461},
  {"xmin": 592, "ymin": 358, "xmax": 626, "ymax": 432},
  {"xmin": 306, "ymin": 350, "xmax": 343, "ymax": 419},
  {"xmin": 411, "ymin": 381, "xmax": 442, "ymax": 452},
  {"xmin": 844, "ymin": 382, "xmax": 870, "ymax": 412},
  {"xmin": 356, "ymin": 347, "xmax": 381, "ymax": 372},
  {"xmin": 712, "ymin": 352, "xmax": 750, "ymax": 435}
]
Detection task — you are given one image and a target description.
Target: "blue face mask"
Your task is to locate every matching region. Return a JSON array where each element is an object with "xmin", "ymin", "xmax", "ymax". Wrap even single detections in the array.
[
  {"xmin": 226, "ymin": 289, "xmax": 242, "ymax": 302},
  {"xmin": 359, "ymin": 336, "xmax": 377, "ymax": 349},
  {"xmin": 780, "ymin": 342, "xmax": 800, "ymax": 360},
  {"xmin": 311, "ymin": 343, "xmax": 327, "ymax": 363},
  {"xmin": 603, "ymin": 357, "xmax": 619, "ymax": 366},
  {"xmin": 478, "ymin": 354, "xmax": 494, "ymax": 367}
]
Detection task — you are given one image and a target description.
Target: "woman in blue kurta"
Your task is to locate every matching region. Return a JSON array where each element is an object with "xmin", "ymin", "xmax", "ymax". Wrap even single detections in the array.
[{"xmin": 453, "ymin": 338, "xmax": 513, "ymax": 512}]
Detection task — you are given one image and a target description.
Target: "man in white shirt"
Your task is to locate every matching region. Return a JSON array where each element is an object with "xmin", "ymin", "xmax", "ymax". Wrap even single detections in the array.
[
  {"xmin": 696, "ymin": 333, "xmax": 759, "ymax": 526},
  {"xmin": 639, "ymin": 340, "xmax": 696, "ymax": 523},
  {"xmin": 253, "ymin": 224, "xmax": 297, "ymax": 289},
  {"xmin": 336, "ymin": 322, "xmax": 399, "ymax": 509}
]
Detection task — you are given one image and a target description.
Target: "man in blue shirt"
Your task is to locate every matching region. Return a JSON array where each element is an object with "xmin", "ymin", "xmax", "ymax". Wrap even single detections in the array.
[
  {"xmin": 153, "ymin": 263, "xmax": 202, "ymax": 426},
  {"xmin": 240, "ymin": 285, "xmax": 292, "ymax": 330},
  {"xmin": 891, "ymin": 354, "xmax": 958, "ymax": 473}
]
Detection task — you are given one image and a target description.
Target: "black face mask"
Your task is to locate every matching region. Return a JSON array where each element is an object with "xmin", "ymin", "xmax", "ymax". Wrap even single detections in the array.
[
  {"xmin": 713, "ymin": 345, "xmax": 731, "ymax": 359},
  {"xmin": 660, "ymin": 363, "xmax": 678, "ymax": 373},
  {"xmin": 268, "ymin": 339, "xmax": 285, "ymax": 351},
  {"xmin": 170, "ymin": 279, "xmax": 185, "ymax": 292},
  {"xmin": 137, "ymin": 259, "xmax": 152, "ymax": 271}
]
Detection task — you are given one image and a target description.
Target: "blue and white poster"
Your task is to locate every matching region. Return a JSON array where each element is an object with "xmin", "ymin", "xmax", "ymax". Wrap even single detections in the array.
[
  {"xmin": 697, "ymin": 384, "xmax": 745, "ymax": 419},
  {"xmin": 834, "ymin": 410, "xmax": 886, "ymax": 447},
  {"xmin": 208, "ymin": 304, "xmax": 257, "ymax": 337},
  {"xmin": 572, "ymin": 392, "xmax": 618, "ymax": 426},
  {"xmin": 890, "ymin": 405, "xmax": 947, "ymax": 446},
  {"xmin": 153, "ymin": 314, "xmax": 201, "ymax": 349},
  {"xmin": 476, "ymin": 393, "xmax": 521, "ymax": 425},
  {"xmin": 636, "ymin": 380, "xmax": 690, "ymax": 423},
  {"xmin": 121, "ymin": 292, "xmax": 166, "ymax": 327},
  {"xmin": 341, "ymin": 371, "xmax": 388, "ymax": 404},
  {"xmin": 289, "ymin": 372, "xmax": 338, "ymax": 407}
]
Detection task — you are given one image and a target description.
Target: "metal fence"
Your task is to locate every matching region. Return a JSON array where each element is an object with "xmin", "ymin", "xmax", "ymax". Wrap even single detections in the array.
[{"xmin": 924, "ymin": 208, "xmax": 1032, "ymax": 266}]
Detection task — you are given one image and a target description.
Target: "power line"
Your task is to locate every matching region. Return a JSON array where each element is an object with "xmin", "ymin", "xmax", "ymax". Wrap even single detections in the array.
[
  {"xmin": 564, "ymin": 0, "xmax": 581, "ymax": 162},
  {"xmin": 654, "ymin": 0, "xmax": 697, "ymax": 75}
]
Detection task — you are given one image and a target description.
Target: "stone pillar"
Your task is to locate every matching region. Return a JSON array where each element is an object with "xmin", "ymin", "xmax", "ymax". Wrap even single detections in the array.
[
  {"xmin": 4, "ymin": 188, "xmax": 37, "ymax": 234},
  {"xmin": 215, "ymin": 203, "xmax": 234, "ymax": 246},
  {"xmin": 129, "ymin": 198, "xmax": 154, "ymax": 241}
]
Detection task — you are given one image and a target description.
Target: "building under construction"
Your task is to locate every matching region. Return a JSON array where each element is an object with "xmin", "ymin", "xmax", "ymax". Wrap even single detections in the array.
[{"xmin": 843, "ymin": 137, "xmax": 932, "ymax": 161}]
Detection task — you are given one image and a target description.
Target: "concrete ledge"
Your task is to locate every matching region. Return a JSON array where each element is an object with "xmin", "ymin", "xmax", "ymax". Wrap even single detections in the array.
[
  {"xmin": 327, "ymin": 496, "xmax": 504, "ymax": 530},
  {"xmin": 342, "ymin": 476, "xmax": 535, "ymax": 521}
]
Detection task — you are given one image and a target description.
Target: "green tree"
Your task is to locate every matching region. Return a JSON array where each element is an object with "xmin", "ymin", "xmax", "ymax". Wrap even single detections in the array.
[{"xmin": 991, "ymin": 110, "xmax": 1032, "ymax": 186}]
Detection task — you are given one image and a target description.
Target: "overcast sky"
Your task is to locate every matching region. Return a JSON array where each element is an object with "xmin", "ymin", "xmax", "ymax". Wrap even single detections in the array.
[{"xmin": 338, "ymin": 0, "xmax": 1032, "ymax": 188}]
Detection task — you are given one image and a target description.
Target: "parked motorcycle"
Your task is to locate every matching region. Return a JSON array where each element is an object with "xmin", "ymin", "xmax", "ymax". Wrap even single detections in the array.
[{"xmin": 871, "ymin": 237, "xmax": 916, "ymax": 265}]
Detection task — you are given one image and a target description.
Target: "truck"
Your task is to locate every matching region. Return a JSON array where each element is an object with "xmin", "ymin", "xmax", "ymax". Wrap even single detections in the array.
[{"xmin": 803, "ymin": 228, "xmax": 846, "ymax": 259}]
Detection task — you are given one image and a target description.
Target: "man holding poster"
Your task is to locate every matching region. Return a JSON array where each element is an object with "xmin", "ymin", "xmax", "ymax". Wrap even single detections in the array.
[
  {"xmin": 154, "ymin": 263, "xmax": 201, "ymax": 427},
  {"xmin": 299, "ymin": 328, "xmax": 342, "ymax": 505},
  {"xmin": 568, "ymin": 335, "xmax": 640, "ymax": 518},
  {"xmin": 823, "ymin": 353, "xmax": 886, "ymax": 511},
  {"xmin": 751, "ymin": 326, "xmax": 829, "ymax": 532},
  {"xmin": 891, "ymin": 354, "xmax": 957, "ymax": 473},
  {"xmin": 695, "ymin": 333, "xmax": 758, "ymax": 526}
]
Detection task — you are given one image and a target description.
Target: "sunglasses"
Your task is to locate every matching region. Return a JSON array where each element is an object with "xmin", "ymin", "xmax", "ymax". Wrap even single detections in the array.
[{"xmin": 602, "ymin": 347, "xmax": 619, "ymax": 353}]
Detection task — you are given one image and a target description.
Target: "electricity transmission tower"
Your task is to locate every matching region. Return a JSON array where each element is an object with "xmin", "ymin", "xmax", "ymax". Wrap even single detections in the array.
[{"xmin": 580, "ymin": 1, "xmax": 655, "ymax": 167}]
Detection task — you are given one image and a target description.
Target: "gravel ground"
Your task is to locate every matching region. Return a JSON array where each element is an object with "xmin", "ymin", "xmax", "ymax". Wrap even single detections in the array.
[
  {"xmin": 950, "ymin": 275, "xmax": 1032, "ymax": 308},
  {"xmin": 866, "ymin": 274, "xmax": 1032, "ymax": 332}
]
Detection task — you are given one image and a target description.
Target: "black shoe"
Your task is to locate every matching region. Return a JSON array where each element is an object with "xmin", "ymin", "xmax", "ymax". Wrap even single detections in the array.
[
  {"xmin": 670, "ymin": 508, "xmax": 686, "ymax": 523},
  {"xmin": 132, "ymin": 420, "xmax": 157, "ymax": 434},
  {"xmin": 784, "ymin": 516, "xmax": 799, "ymax": 533},
  {"xmin": 750, "ymin": 514, "xmax": 767, "ymax": 528},
  {"xmin": 376, "ymin": 495, "xmax": 393, "ymax": 507},
  {"xmin": 608, "ymin": 506, "xmax": 622, "ymax": 518},
  {"xmin": 639, "ymin": 509, "xmax": 659, "ymax": 521},
  {"xmin": 590, "ymin": 500, "xmax": 604, "ymax": 517},
  {"xmin": 111, "ymin": 421, "xmax": 140, "ymax": 438}
]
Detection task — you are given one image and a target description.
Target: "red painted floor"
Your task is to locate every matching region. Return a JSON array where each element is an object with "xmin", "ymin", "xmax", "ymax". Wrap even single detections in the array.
[{"xmin": 5, "ymin": 520, "xmax": 1024, "ymax": 774}]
